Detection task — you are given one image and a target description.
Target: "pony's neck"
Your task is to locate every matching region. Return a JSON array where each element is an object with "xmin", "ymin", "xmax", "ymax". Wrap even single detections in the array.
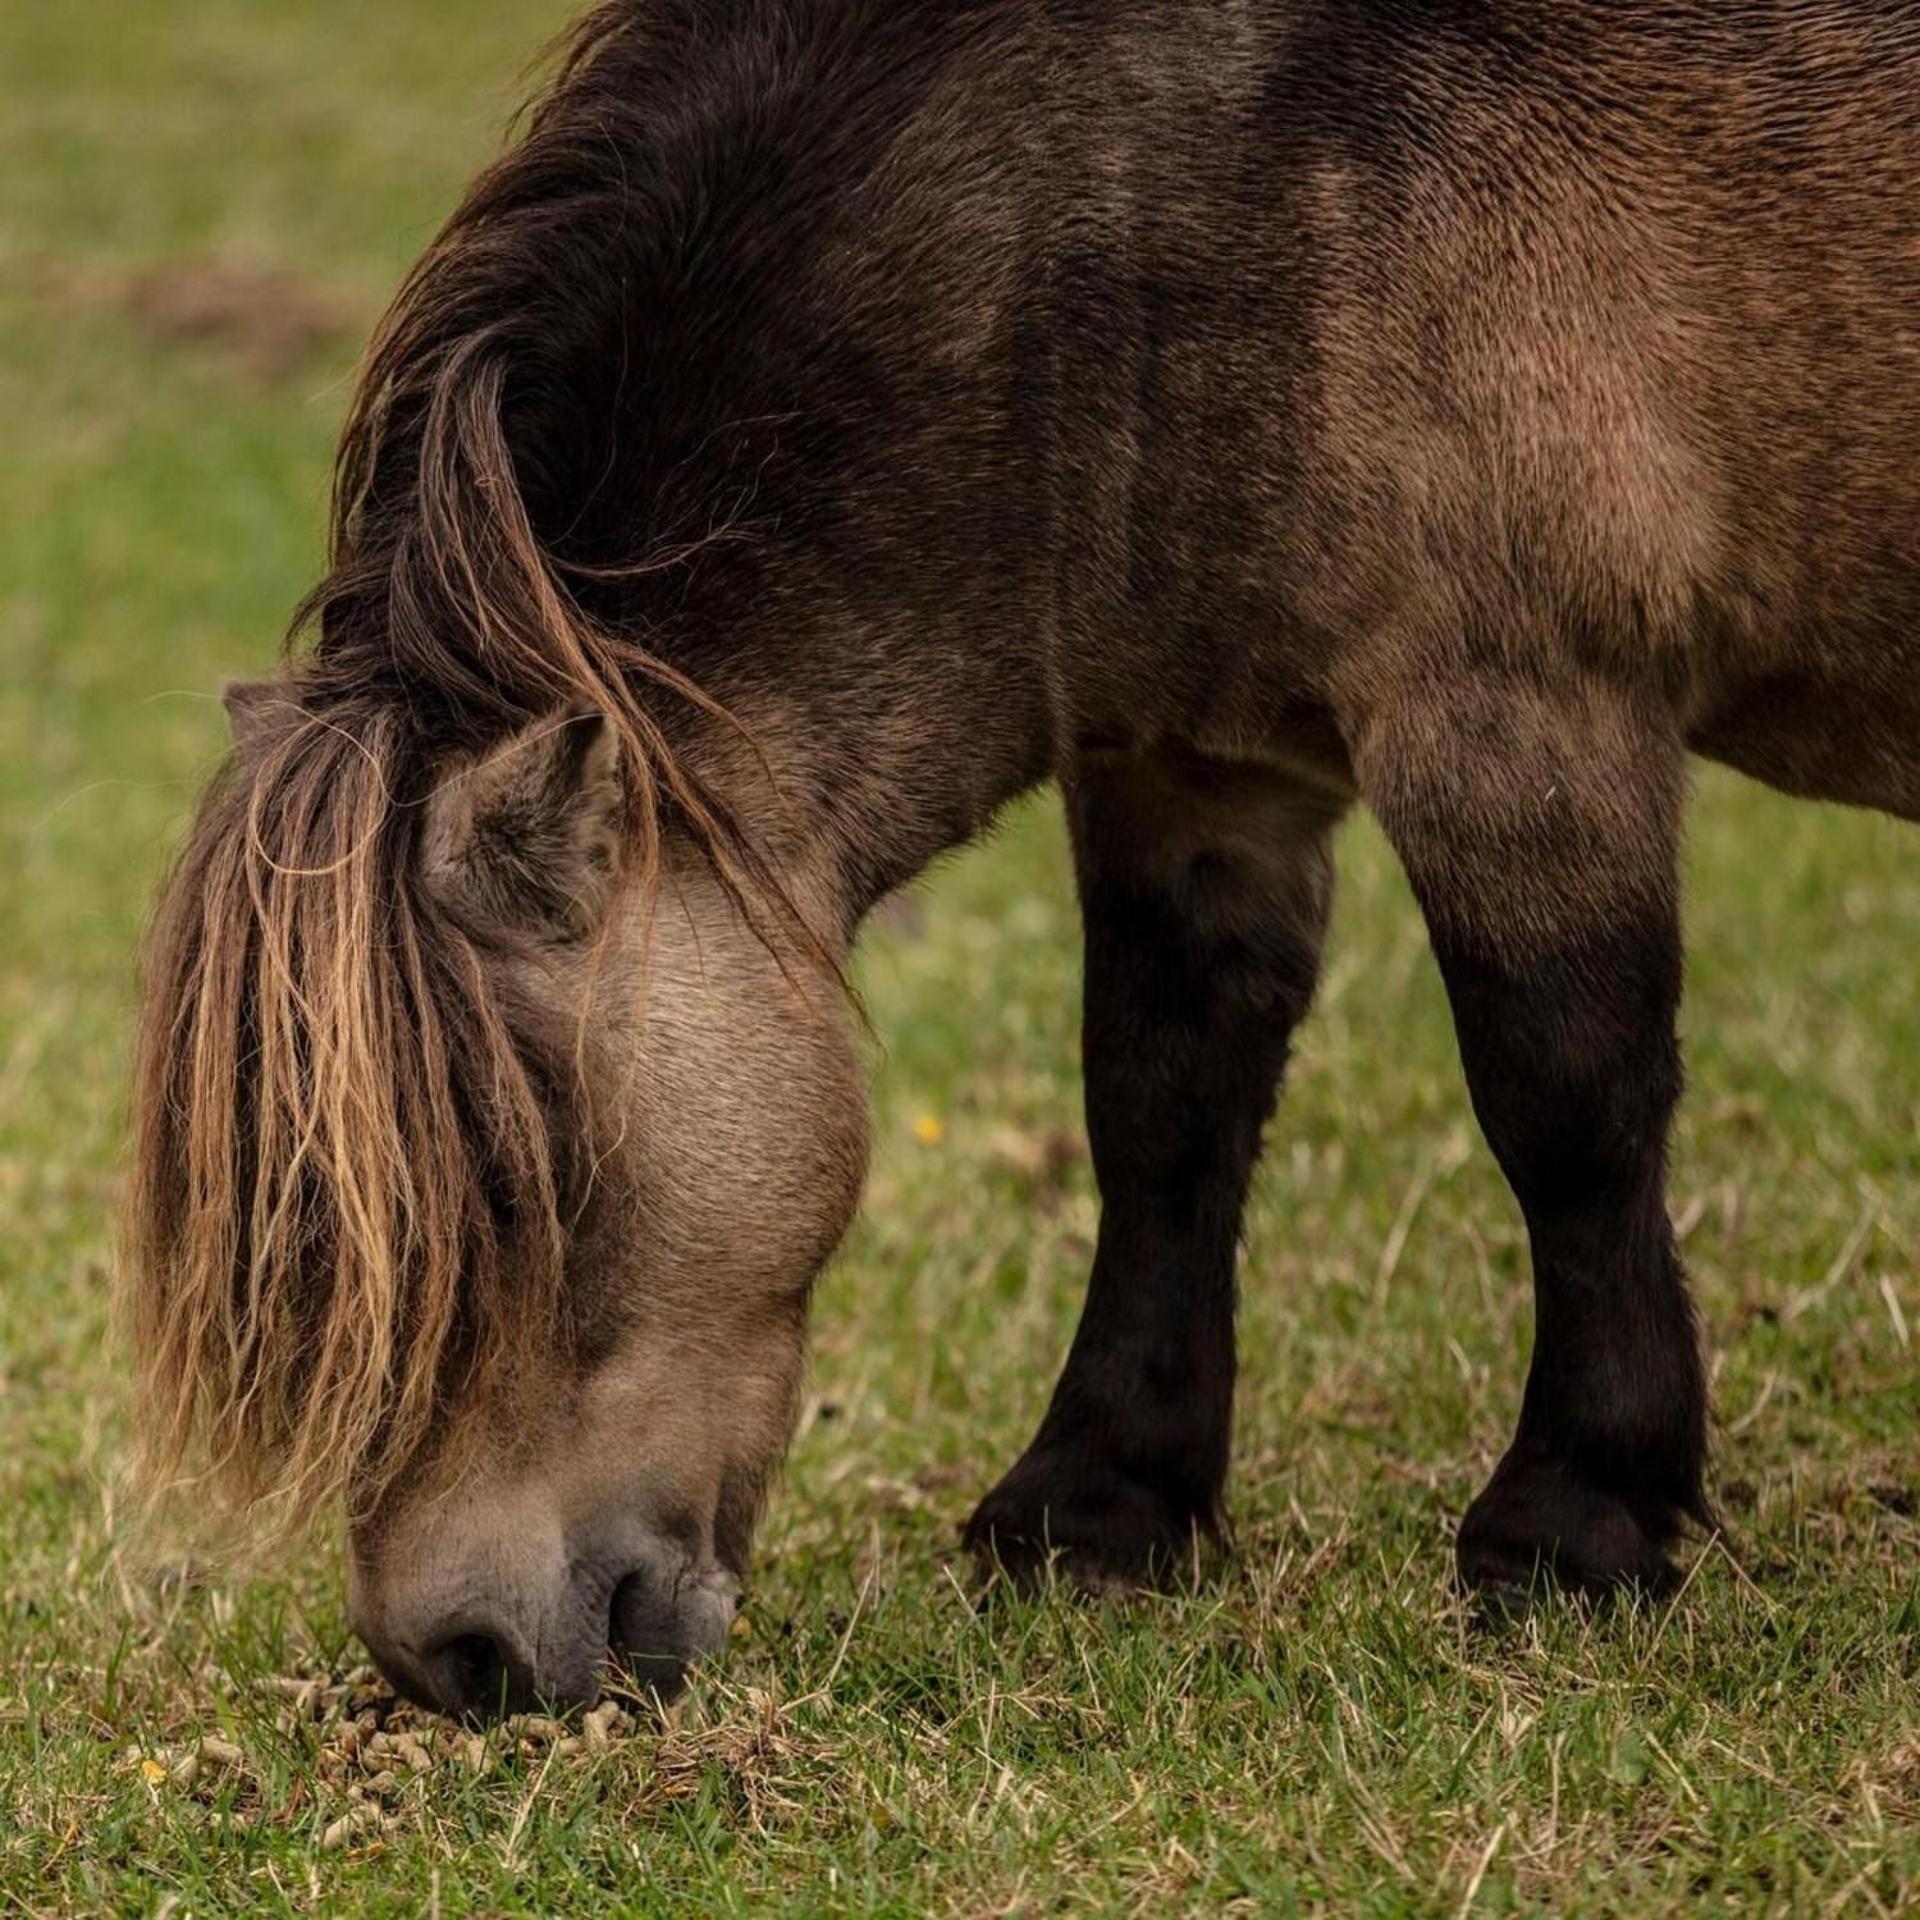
[{"xmin": 578, "ymin": 7, "xmax": 1071, "ymax": 924}]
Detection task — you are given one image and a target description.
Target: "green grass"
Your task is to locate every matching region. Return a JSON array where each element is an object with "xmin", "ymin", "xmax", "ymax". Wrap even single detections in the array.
[{"xmin": 2, "ymin": 4, "xmax": 1915, "ymax": 1912}]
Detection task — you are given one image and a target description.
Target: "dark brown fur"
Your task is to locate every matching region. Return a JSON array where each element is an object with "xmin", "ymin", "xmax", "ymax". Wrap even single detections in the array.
[{"xmin": 126, "ymin": 0, "xmax": 1919, "ymax": 1711}]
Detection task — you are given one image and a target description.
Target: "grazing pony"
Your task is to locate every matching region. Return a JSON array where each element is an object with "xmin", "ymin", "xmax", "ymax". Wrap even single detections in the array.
[{"xmin": 126, "ymin": 0, "xmax": 1919, "ymax": 1716}]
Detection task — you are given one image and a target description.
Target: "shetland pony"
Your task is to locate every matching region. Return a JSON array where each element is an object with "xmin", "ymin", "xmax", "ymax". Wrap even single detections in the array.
[{"xmin": 127, "ymin": 0, "xmax": 1920, "ymax": 1714}]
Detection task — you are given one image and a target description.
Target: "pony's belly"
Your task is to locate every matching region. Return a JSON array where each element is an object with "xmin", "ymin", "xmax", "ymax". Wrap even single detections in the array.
[{"xmin": 1689, "ymin": 665, "xmax": 1920, "ymax": 823}]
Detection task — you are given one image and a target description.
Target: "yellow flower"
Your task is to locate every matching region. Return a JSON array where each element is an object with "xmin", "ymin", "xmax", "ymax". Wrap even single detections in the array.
[{"xmin": 911, "ymin": 1113, "xmax": 946, "ymax": 1147}]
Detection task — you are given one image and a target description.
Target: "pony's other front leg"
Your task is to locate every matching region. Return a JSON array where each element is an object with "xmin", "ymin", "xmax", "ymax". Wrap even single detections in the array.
[
  {"xmin": 965, "ymin": 751, "xmax": 1339, "ymax": 1589},
  {"xmin": 1353, "ymin": 673, "xmax": 1709, "ymax": 1599}
]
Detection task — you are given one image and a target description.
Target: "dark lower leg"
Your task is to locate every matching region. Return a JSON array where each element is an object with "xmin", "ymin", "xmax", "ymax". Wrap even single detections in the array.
[
  {"xmin": 1437, "ymin": 920, "xmax": 1708, "ymax": 1596},
  {"xmin": 965, "ymin": 755, "xmax": 1335, "ymax": 1586},
  {"xmin": 1357, "ymin": 679, "xmax": 1707, "ymax": 1597}
]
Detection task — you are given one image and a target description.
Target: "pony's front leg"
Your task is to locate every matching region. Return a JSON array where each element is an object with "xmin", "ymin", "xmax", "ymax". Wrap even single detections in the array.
[
  {"xmin": 965, "ymin": 751, "xmax": 1339, "ymax": 1588},
  {"xmin": 1353, "ymin": 673, "xmax": 1709, "ymax": 1598}
]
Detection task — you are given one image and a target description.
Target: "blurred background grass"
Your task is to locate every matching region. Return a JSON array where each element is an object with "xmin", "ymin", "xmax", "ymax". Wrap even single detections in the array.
[{"xmin": 1, "ymin": 3, "xmax": 1914, "ymax": 1912}]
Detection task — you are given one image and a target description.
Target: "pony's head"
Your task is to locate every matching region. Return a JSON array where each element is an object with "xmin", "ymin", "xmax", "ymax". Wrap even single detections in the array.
[
  {"xmin": 129, "ymin": 681, "xmax": 868, "ymax": 1716},
  {"xmin": 120, "ymin": 62, "xmax": 881, "ymax": 1705}
]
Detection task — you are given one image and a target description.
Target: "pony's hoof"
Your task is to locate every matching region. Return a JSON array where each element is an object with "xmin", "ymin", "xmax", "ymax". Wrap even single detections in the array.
[
  {"xmin": 963, "ymin": 1448, "xmax": 1215, "ymax": 1595},
  {"xmin": 1457, "ymin": 1447, "xmax": 1686, "ymax": 1605}
]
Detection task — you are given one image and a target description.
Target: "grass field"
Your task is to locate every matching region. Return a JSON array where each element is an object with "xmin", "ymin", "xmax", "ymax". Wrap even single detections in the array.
[{"xmin": 2, "ymin": 4, "xmax": 1916, "ymax": 1912}]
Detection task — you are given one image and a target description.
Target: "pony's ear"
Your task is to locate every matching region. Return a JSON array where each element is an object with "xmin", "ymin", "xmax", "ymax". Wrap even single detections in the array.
[
  {"xmin": 223, "ymin": 679, "xmax": 306, "ymax": 771},
  {"xmin": 418, "ymin": 709, "xmax": 625, "ymax": 941}
]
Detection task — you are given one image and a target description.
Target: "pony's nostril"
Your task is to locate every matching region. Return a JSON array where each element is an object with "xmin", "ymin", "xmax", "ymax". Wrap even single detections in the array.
[
  {"xmin": 607, "ymin": 1570, "xmax": 690, "ymax": 1701},
  {"xmin": 420, "ymin": 1628, "xmax": 522, "ymax": 1721}
]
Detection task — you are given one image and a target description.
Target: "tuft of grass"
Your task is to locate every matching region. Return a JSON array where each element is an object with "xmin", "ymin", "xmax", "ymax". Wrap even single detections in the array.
[{"xmin": 2, "ymin": 3, "xmax": 1915, "ymax": 1912}]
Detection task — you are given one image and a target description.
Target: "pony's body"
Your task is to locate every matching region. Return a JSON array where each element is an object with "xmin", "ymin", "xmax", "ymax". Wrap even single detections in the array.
[{"xmin": 128, "ymin": 0, "xmax": 1920, "ymax": 1715}]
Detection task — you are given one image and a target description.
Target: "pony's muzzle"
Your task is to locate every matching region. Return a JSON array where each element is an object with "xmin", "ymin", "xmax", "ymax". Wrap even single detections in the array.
[{"xmin": 350, "ymin": 1533, "xmax": 735, "ymax": 1722}]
